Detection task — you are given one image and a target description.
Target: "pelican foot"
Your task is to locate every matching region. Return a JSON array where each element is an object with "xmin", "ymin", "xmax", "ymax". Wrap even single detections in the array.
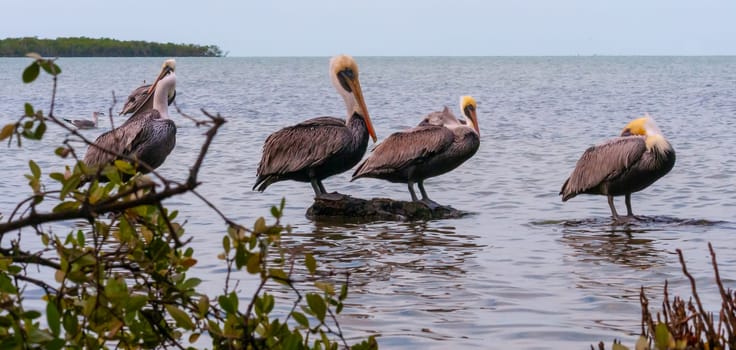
[
  {"xmin": 611, "ymin": 215, "xmax": 637, "ymax": 225},
  {"xmin": 316, "ymin": 192, "xmax": 347, "ymax": 201},
  {"xmin": 417, "ymin": 199, "xmax": 442, "ymax": 211}
]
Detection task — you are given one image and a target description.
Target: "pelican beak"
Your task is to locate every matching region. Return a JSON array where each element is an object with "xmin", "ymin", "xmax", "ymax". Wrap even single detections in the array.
[
  {"xmin": 469, "ymin": 108, "xmax": 479, "ymax": 135},
  {"xmin": 346, "ymin": 76, "xmax": 376, "ymax": 142}
]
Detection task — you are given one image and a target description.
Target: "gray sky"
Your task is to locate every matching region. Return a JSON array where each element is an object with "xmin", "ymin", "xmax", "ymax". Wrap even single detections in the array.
[{"xmin": 2, "ymin": 0, "xmax": 734, "ymax": 56}]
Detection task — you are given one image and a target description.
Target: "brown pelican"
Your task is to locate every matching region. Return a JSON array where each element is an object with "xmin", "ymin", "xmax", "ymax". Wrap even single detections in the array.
[
  {"xmin": 82, "ymin": 59, "xmax": 177, "ymax": 182},
  {"xmin": 559, "ymin": 115, "xmax": 676, "ymax": 221},
  {"xmin": 119, "ymin": 82, "xmax": 176, "ymax": 116},
  {"xmin": 253, "ymin": 55, "xmax": 376, "ymax": 197},
  {"xmin": 352, "ymin": 96, "xmax": 480, "ymax": 206},
  {"xmin": 63, "ymin": 111, "xmax": 104, "ymax": 129}
]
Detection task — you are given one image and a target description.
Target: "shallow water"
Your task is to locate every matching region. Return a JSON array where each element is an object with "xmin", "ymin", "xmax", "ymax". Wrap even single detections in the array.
[{"xmin": 1, "ymin": 56, "xmax": 735, "ymax": 349}]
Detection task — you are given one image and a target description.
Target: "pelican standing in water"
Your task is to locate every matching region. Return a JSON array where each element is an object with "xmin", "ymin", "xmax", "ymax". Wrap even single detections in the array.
[
  {"xmin": 253, "ymin": 55, "xmax": 377, "ymax": 197},
  {"xmin": 352, "ymin": 96, "xmax": 480, "ymax": 207},
  {"xmin": 82, "ymin": 59, "xmax": 177, "ymax": 181},
  {"xmin": 63, "ymin": 111, "xmax": 104, "ymax": 129},
  {"xmin": 559, "ymin": 115, "xmax": 675, "ymax": 221},
  {"xmin": 119, "ymin": 82, "xmax": 176, "ymax": 116}
]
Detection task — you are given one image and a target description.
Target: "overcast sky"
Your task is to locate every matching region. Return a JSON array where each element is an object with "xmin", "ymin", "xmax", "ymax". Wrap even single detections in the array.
[{"xmin": 2, "ymin": 0, "xmax": 734, "ymax": 56}]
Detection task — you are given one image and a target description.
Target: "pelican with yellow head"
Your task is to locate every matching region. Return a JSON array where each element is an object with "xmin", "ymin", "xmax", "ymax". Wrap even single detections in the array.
[
  {"xmin": 254, "ymin": 55, "xmax": 377, "ymax": 197},
  {"xmin": 352, "ymin": 95, "xmax": 481, "ymax": 207},
  {"xmin": 560, "ymin": 114, "xmax": 676, "ymax": 221}
]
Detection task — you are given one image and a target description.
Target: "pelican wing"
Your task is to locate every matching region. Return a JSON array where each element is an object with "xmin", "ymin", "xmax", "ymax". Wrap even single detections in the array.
[
  {"xmin": 560, "ymin": 136, "xmax": 647, "ymax": 200},
  {"xmin": 417, "ymin": 106, "xmax": 461, "ymax": 127},
  {"xmin": 353, "ymin": 125, "xmax": 455, "ymax": 178},
  {"xmin": 257, "ymin": 117, "xmax": 353, "ymax": 177},
  {"xmin": 119, "ymin": 84, "xmax": 152, "ymax": 115},
  {"xmin": 83, "ymin": 111, "xmax": 158, "ymax": 168},
  {"xmin": 119, "ymin": 84, "xmax": 176, "ymax": 116}
]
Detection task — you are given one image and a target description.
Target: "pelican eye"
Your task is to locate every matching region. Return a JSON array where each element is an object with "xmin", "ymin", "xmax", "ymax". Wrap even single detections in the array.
[
  {"xmin": 337, "ymin": 69, "xmax": 354, "ymax": 93},
  {"xmin": 463, "ymin": 104, "xmax": 475, "ymax": 116}
]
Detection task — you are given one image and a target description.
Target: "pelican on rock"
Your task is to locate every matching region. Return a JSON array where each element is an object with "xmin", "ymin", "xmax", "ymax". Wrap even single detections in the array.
[
  {"xmin": 82, "ymin": 59, "xmax": 177, "ymax": 182},
  {"xmin": 254, "ymin": 55, "xmax": 376, "ymax": 197},
  {"xmin": 559, "ymin": 115, "xmax": 676, "ymax": 221},
  {"xmin": 352, "ymin": 96, "xmax": 480, "ymax": 207}
]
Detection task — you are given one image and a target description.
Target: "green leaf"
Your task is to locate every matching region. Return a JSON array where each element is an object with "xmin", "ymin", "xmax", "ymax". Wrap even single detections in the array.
[
  {"xmin": 126, "ymin": 295, "xmax": 148, "ymax": 312},
  {"xmin": 46, "ymin": 302, "xmax": 61, "ymax": 336},
  {"xmin": 0, "ymin": 274, "xmax": 17, "ymax": 293},
  {"xmin": 181, "ymin": 277, "xmax": 202, "ymax": 290},
  {"xmin": 24, "ymin": 103, "xmax": 34, "ymax": 116},
  {"xmin": 52, "ymin": 201, "xmax": 79, "ymax": 213},
  {"xmin": 339, "ymin": 283, "xmax": 348, "ymax": 301},
  {"xmin": 29, "ymin": 160, "xmax": 40, "ymax": 179},
  {"xmin": 165, "ymin": 304, "xmax": 195, "ymax": 330},
  {"xmin": 45, "ymin": 338, "xmax": 64, "ymax": 350},
  {"xmin": 654, "ymin": 323, "xmax": 672, "ymax": 350},
  {"xmin": 22, "ymin": 62, "xmax": 40, "ymax": 83},
  {"xmin": 306, "ymin": 293, "xmax": 326, "ymax": 322},
  {"xmin": 0, "ymin": 124, "xmax": 14, "ymax": 141},
  {"xmin": 63, "ymin": 312, "xmax": 78, "ymax": 334},
  {"xmin": 40, "ymin": 61, "xmax": 61, "ymax": 75},
  {"xmin": 218, "ymin": 294, "xmax": 236, "ymax": 314},
  {"xmin": 197, "ymin": 295, "xmax": 209, "ymax": 318},
  {"xmin": 22, "ymin": 310, "xmax": 42, "ymax": 320},
  {"xmin": 254, "ymin": 217, "xmax": 266, "ymax": 234},
  {"xmin": 246, "ymin": 252, "xmax": 261, "ymax": 274},
  {"xmin": 291, "ymin": 311, "xmax": 309, "ymax": 328},
  {"xmin": 305, "ymin": 253, "xmax": 316, "ymax": 275},
  {"xmin": 33, "ymin": 121, "xmax": 46, "ymax": 139},
  {"xmin": 222, "ymin": 235, "xmax": 230, "ymax": 252},
  {"xmin": 269, "ymin": 268, "xmax": 288, "ymax": 283},
  {"xmin": 114, "ymin": 160, "xmax": 135, "ymax": 174},
  {"xmin": 59, "ymin": 175, "xmax": 81, "ymax": 199}
]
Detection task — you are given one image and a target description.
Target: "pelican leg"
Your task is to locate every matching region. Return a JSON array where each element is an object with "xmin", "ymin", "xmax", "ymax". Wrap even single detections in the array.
[
  {"xmin": 625, "ymin": 194, "xmax": 634, "ymax": 216},
  {"xmin": 624, "ymin": 193, "xmax": 644, "ymax": 221},
  {"xmin": 312, "ymin": 178, "xmax": 342, "ymax": 200},
  {"xmin": 417, "ymin": 181, "xmax": 441, "ymax": 210},
  {"xmin": 407, "ymin": 181, "xmax": 419, "ymax": 202},
  {"xmin": 607, "ymin": 195, "xmax": 621, "ymax": 222},
  {"xmin": 310, "ymin": 178, "xmax": 323, "ymax": 197}
]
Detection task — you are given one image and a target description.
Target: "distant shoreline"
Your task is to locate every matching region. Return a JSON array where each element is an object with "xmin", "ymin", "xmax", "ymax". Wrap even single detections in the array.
[{"xmin": 0, "ymin": 37, "xmax": 224, "ymax": 57}]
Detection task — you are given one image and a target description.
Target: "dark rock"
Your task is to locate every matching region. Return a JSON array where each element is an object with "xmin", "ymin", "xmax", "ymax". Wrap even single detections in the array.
[{"xmin": 306, "ymin": 193, "xmax": 470, "ymax": 222}]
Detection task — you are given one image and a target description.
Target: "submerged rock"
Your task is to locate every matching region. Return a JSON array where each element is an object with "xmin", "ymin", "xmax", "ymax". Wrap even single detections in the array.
[{"xmin": 306, "ymin": 193, "xmax": 469, "ymax": 221}]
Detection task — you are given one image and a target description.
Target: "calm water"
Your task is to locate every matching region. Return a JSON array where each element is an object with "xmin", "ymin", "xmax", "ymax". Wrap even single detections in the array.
[{"xmin": 1, "ymin": 57, "xmax": 735, "ymax": 349}]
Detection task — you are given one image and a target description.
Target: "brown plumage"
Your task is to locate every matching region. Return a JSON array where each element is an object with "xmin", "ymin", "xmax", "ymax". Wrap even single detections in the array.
[
  {"xmin": 560, "ymin": 115, "xmax": 676, "ymax": 220},
  {"xmin": 83, "ymin": 60, "xmax": 177, "ymax": 182},
  {"xmin": 352, "ymin": 96, "xmax": 480, "ymax": 205},
  {"xmin": 119, "ymin": 83, "xmax": 176, "ymax": 117},
  {"xmin": 253, "ymin": 55, "xmax": 377, "ymax": 197}
]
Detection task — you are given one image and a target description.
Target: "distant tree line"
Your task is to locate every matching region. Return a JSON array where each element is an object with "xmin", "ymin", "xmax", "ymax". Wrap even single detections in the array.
[{"xmin": 0, "ymin": 37, "xmax": 224, "ymax": 57}]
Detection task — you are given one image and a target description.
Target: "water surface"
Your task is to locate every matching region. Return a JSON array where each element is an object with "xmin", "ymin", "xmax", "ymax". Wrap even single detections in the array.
[{"xmin": 1, "ymin": 56, "xmax": 735, "ymax": 349}]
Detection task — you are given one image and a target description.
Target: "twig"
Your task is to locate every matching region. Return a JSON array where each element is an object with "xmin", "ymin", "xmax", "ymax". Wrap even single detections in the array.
[{"xmin": 676, "ymin": 248, "xmax": 717, "ymax": 342}]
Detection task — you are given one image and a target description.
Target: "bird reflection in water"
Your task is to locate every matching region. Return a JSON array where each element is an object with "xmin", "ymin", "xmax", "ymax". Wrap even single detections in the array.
[
  {"xmin": 280, "ymin": 221, "xmax": 484, "ymax": 287},
  {"xmin": 559, "ymin": 226, "xmax": 663, "ymax": 270}
]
